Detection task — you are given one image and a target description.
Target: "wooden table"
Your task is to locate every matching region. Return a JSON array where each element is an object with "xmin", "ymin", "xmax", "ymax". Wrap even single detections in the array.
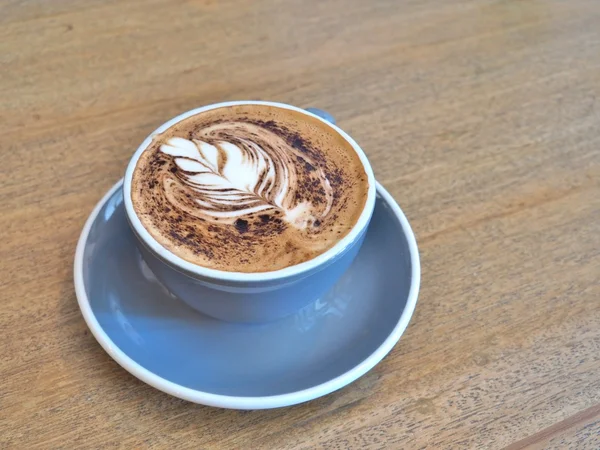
[{"xmin": 2, "ymin": 0, "xmax": 599, "ymax": 448}]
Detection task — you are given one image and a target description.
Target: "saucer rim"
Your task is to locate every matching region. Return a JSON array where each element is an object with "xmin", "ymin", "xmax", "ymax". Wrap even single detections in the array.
[{"xmin": 74, "ymin": 179, "xmax": 420, "ymax": 409}]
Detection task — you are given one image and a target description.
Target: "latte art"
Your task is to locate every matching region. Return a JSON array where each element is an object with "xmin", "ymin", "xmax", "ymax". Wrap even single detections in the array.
[
  {"xmin": 159, "ymin": 124, "xmax": 333, "ymax": 228},
  {"xmin": 131, "ymin": 104, "xmax": 369, "ymax": 272}
]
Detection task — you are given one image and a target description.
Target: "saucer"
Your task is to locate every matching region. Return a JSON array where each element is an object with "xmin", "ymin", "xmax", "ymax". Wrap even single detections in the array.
[{"xmin": 74, "ymin": 179, "xmax": 420, "ymax": 409}]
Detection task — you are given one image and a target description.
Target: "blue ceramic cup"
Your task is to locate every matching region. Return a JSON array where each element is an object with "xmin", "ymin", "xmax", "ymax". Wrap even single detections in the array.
[{"xmin": 123, "ymin": 101, "xmax": 376, "ymax": 323}]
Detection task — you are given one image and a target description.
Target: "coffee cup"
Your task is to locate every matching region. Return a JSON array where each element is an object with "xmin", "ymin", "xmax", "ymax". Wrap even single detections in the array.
[{"xmin": 123, "ymin": 101, "xmax": 376, "ymax": 322}]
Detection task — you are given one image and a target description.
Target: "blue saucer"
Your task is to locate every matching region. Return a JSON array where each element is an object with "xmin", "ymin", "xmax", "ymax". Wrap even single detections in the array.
[{"xmin": 74, "ymin": 180, "xmax": 420, "ymax": 409}]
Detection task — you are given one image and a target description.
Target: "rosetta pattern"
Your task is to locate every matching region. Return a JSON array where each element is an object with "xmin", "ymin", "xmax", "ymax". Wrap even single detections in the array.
[{"xmin": 159, "ymin": 125, "xmax": 333, "ymax": 228}]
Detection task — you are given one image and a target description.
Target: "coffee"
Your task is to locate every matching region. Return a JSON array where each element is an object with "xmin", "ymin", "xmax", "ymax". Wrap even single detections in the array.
[{"xmin": 130, "ymin": 104, "xmax": 369, "ymax": 272}]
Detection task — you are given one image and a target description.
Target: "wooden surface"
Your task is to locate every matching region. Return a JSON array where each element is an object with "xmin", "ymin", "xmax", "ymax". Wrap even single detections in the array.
[{"xmin": 1, "ymin": 0, "xmax": 599, "ymax": 448}]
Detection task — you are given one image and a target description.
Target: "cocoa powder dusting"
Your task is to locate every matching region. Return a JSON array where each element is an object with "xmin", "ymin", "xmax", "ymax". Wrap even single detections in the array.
[{"xmin": 130, "ymin": 104, "xmax": 368, "ymax": 272}]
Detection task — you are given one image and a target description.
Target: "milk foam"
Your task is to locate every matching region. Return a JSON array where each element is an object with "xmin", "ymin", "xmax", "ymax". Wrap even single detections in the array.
[
  {"xmin": 131, "ymin": 104, "xmax": 369, "ymax": 272},
  {"xmin": 159, "ymin": 122, "xmax": 333, "ymax": 228}
]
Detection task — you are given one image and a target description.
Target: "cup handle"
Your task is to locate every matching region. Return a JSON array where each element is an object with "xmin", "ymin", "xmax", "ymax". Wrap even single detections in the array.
[{"xmin": 305, "ymin": 108, "xmax": 336, "ymax": 125}]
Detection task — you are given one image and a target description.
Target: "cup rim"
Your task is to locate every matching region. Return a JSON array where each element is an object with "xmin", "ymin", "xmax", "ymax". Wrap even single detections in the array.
[{"xmin": 123, "ymin": 101, "xmax": 377, "ymax": 282}]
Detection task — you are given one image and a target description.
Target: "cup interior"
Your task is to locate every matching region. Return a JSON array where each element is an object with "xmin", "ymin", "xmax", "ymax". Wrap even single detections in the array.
[{"xmin": 122, "ymin": 101, "xmax": 377, "ymax": 283}]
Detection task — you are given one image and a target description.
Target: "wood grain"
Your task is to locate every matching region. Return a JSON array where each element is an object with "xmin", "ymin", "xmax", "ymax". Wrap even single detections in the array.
[{"xmin": 1, "ymin": 0, "xmax": 599, "ymax": 448}]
